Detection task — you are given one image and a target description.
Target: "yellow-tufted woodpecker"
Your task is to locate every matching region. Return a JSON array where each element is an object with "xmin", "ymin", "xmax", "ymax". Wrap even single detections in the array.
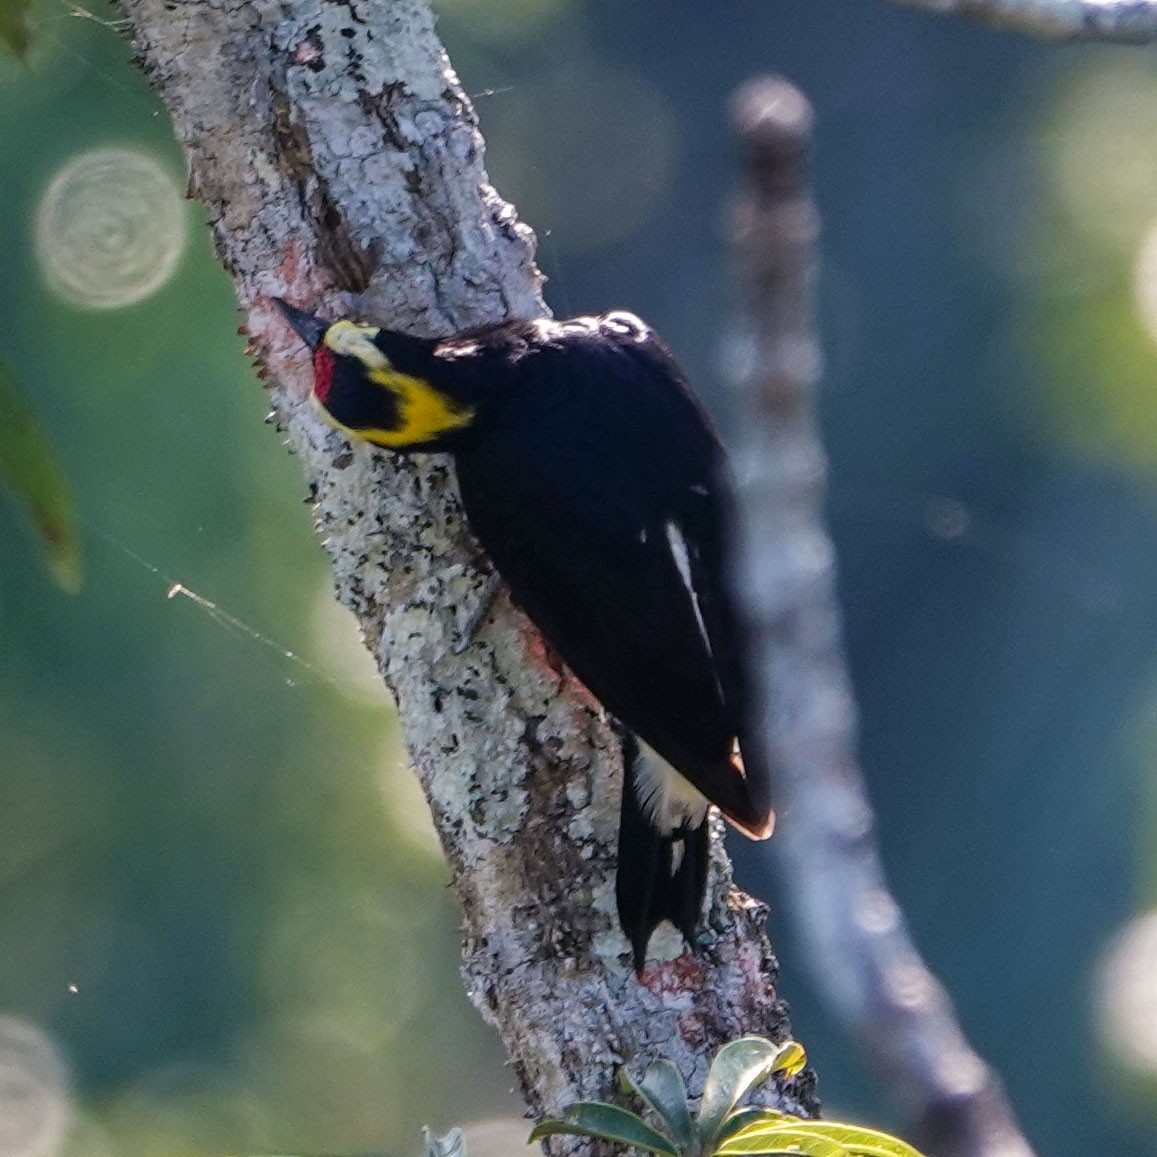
[{"xmin": 273, "ymin": 299, "xmax": 773, "ymax": 972}]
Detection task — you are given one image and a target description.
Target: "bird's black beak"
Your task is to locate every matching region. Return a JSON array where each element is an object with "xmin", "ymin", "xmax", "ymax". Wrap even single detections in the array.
[{"xmin": 272, "ymin": 298, "xmax": 328, "ymax": 351}]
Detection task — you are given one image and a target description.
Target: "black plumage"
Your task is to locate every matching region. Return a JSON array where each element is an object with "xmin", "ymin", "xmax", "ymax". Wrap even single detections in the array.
[{"xmin": 274, "ymin": 302, "xmax": 773, "ymax": 970}]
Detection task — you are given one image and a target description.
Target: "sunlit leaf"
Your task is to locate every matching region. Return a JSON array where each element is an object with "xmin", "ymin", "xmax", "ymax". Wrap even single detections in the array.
[
  {"xmin": 717, "ymin": 1106, "xmax": 796, "ymax": 1146},
  {"xmin": 698, "ymin": 1037, "xmax": 800, "ymax": 1152},
  {"xmin": 0, "ymin": 362, "xmax": 82, "ymax": 591},
  {"xmin": 716, "ymin": 1152, "xmax": 817, "ymax": 1157},
  {"xmin": 769, "ymin": 1040, "xmax": 807, "ymax": 1079},
  {"xmin": 716, "ymin": 1124, "xmax": 848, "ymax": 1157},
  {"xmin": 619, "ymin": 1058, "xmax": 694, "ymax": 1151},
  {"xmin": 716, "ymin": 1118, "xmax": 927, "ymax": 1157},
  {"xmin": 764, "ymin": 1122, "xmax": 926, "ymax": 1157},
  {"xmin": 0, "ymin": 0, "xmax": 31, "ymax": 58},
  {"xmin": 530, "ymin": 1102, "xmax": 678, "ymax": 1156}
]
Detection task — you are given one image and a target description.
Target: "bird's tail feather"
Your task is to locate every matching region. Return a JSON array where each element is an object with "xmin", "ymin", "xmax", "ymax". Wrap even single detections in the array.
[{"xmin": 616, "ymin": 740, "xmax": 711, "ymax": 974}]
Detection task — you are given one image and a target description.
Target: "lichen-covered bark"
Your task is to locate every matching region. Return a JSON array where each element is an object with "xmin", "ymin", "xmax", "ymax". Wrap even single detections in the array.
[{"xmin": 112, "ymin": 0, "xmax": 815, "ymax": 1136}]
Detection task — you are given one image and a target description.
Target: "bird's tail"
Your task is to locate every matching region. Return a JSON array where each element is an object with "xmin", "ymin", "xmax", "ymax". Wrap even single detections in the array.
[
  {"xmin": 615, "ymin": 736, "xmax": 711, "ymax": 974},
  {"xmin": 715, "ymin": 741, "xmax": 775, "ymax": 841}
]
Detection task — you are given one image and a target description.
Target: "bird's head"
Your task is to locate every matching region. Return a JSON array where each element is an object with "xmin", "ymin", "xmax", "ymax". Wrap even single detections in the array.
[{"xmin": 273, "ymin": 299, "xmax": 477, "ymax": 450}]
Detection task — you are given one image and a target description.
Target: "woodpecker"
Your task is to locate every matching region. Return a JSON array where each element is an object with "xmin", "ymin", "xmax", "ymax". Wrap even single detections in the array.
[{"xmin": 273, "ymin": 299, "xmax": 773, "ymax": 971}]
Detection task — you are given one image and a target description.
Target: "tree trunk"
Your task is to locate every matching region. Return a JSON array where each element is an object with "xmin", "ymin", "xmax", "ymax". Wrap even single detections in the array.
[{"xmin": 111, "ymin": 0, "xmax": 816, "ymax": 1138}]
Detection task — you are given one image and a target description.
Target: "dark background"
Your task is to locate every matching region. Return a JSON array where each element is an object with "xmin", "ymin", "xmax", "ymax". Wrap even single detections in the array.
[{"xmin": 1, "ymin": 1, "xmax": 1155, "ymax": 1154}]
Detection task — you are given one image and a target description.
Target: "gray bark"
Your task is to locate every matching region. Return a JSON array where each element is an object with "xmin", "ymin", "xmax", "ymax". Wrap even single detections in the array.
[
  {"xmin": 112, "ymin": 0, "xmax": 815, "ymax": 1139},
  {"xmin": 884, "ymin": 0, "xmax": 1157, "ymax": 40}
]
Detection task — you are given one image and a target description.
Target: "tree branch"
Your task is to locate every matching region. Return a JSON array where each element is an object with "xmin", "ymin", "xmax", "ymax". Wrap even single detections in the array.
[
  {"xmin": 725, "ymin": 76, "xmax": 1036, "ymax": 1157},
  {"xmin": 884, "ymin": 0, "xmax": 1157, "ymax": 41},
  {"xmin": 111, "ymin": 0, "xmax": 816, "ymax": 1139}
]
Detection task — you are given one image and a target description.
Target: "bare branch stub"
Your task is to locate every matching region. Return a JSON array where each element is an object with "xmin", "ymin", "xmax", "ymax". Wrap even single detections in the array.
[{"xmin": 725, "ymin": 74, "xmax": 1037, "ymax": 1157}]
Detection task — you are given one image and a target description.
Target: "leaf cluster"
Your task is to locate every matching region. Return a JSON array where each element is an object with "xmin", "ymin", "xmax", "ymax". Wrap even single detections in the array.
[{"xmin": 530, "ymin": 1037, "xmax": 924, "ymax": 1157}]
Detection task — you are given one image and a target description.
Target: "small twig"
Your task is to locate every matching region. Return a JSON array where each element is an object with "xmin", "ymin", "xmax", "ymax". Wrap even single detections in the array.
[
  {"xmin": 725, "ymin": 75, "xmax": 1037, "ymax": 1157},
  {"xmin": 883, "ymin": 0, "xmax": 1157, "ymax": 42}
]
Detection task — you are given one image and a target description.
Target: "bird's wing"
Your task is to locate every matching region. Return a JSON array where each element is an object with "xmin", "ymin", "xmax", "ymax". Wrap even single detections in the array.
[{"xmin": 454, "ymin": 424, "xmax": 765, "ymax": 830}]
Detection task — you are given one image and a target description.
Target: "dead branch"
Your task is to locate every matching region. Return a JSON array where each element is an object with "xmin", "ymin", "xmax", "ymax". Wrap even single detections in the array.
[{"xmin": 725, "ymin": 75, "xmax": 1036, "ymax": 1157}]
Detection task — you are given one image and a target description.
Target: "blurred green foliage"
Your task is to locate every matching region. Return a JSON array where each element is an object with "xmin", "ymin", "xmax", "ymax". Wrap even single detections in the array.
[
  {"xmin": 0, "ymin": 360, "xmax": 81, "ymax": 590},
  {"xmin": 1024, "ymin": 56, "xmax": 1157, "ymax": 473},
  {"xmin": 0, "ymin": 0, "xmax": 31, "ymax": 58}
]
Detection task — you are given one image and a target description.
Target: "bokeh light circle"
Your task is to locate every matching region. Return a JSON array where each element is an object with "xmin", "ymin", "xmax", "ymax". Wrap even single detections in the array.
[
  {"xmin": 0, "ymin": 1016, "xmax": 70, "ymax": 1157},
  {"xmin": 1094, "ymin": 908, "xmax": 1157, "ymax": 1075},
  {"xmin": 35, "ymin": 147, "xmax": 186, "ymax": 309}
]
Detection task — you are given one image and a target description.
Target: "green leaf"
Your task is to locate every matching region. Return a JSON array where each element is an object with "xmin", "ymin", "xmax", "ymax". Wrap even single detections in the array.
[
  {"xmin": 715, "ymin": 1119, "xmax": 927, "ymax": 1157},
  {"xmin": 530, "ymin": 1102, "xmax": 678, "ymax": 1157},
  {"xmin": 769, "ymin": 1040, "xmax": 807, "ymax": 1079},
  {"xmin": 0, "ymin": 362, "xmax": 82, "ymax": 591},
  {"xmin": 698, "ymin": 1038, "xmax": 796, "ymax": 1152},
  {"xmin": 0, "ymin": 0, "xmax": 31, "ymax": 58},
  {"xmin": 620, "ymin": 1059, "xmax": 695, "ymax": 1152},
  {"xmin": 717, "ymin": 1107, "xmax": 795, "ymax": 1146},
  {"xmin": 755, "ymin": 1122, "xmax": 926, "ymax": 1157},
  {"xmin": 715, "ymin": 1125, "xmax": 848, "ymax": 1156}
]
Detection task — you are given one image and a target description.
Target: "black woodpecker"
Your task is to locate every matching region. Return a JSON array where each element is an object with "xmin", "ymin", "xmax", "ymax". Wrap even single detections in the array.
[{"xmin": 273, "ymin": 299, "xmax": 774, "ymax": 971}]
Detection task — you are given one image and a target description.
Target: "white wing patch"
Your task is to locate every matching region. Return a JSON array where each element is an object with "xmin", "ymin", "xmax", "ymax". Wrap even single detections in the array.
[
  {"xmin": 632, "ymin": 738, "xmax": 710, "ymax": 835},
  {"xmin": 664, "ymin": 520, "xmax": 721, "ymax": 702}
]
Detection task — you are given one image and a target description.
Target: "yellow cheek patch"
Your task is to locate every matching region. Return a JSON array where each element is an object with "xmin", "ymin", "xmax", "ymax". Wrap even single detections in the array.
[
  {"xmin": 311, "ymin": 362, "xmax": 475, "ymax": 447},
  {"xmin": 362, "ymin": 366, "xmax": 476, "ymax": 447}
]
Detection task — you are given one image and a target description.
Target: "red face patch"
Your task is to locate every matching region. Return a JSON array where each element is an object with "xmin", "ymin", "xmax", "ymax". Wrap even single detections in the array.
[{"xmin": 313, "ymin": 345, "xmax": 336, "ymax": 406}]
